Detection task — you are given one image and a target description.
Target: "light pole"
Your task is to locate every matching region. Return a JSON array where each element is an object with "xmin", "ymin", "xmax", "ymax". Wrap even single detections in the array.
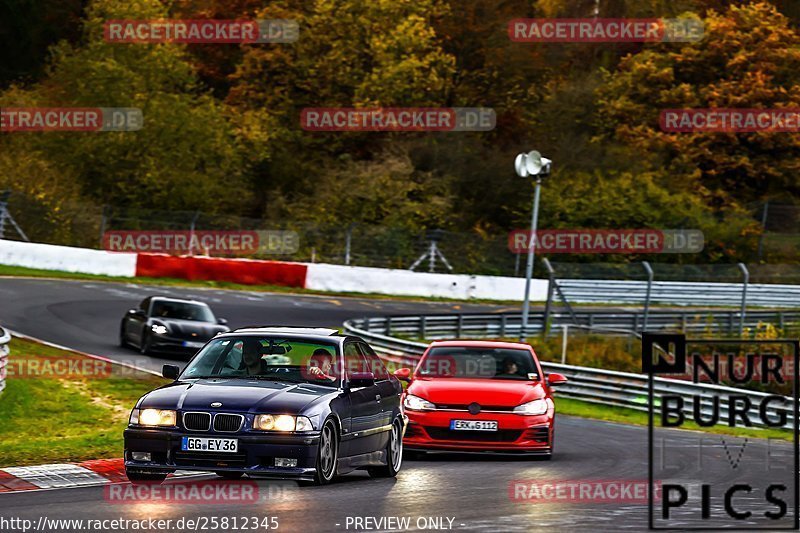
[{"xmin": 515, "ymin": 151, "xmax": 551, "ymax": 342}]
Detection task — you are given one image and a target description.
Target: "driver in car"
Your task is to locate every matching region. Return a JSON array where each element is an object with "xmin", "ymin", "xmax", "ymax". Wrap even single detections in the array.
[
  {"xmin": 307, "ymin": 348, "xmax": 337, "ymax": 382},
  {"xmin": 495, "ymin": 357, "xmax": 520, "ymax": 378},
  {"xmin": 241, "ymin": 339, "xmax": 267, "ymax": 376}
]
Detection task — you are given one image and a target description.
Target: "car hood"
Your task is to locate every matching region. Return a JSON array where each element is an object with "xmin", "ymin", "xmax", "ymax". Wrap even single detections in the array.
[
  {"xmin": 408, "ymin": 378, "xmax": 545, "ymax": 407},
  {"xmin": 139, "ymin": 379, "xmax": 338, "ymax": 414},
  {"xmin": 151, "ymin": 318, "xmax": 228, "ymax": 340}
]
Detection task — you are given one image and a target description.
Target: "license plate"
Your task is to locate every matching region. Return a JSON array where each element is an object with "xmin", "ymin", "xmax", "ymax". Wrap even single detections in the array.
[
  {"xmin": 181, "ymin": 437, "xmax": 238, "ymax": 453},
  {"xmin": 450, "ymin": 420, "xmax": 498, "ymax": 431},
  {"xmin": 182, "ymin": 341, "xmax": 204, "ymax": 349}
]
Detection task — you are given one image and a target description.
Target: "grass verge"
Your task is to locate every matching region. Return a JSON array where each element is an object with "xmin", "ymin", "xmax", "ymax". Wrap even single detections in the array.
[{"xmin": 0, "ymin": 337, "xmax": 166, "ymax": 467}]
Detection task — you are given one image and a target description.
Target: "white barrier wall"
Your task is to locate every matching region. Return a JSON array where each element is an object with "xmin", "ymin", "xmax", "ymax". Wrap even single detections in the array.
[
  {"xmin": 305, "ymin": 263, "xmax": 548, "ymax": 301},
  {"xmin": 0, "ymin": 240, "xmax": 549, "ymax": 301},
  {"xmin": 0, "ymin": 240, "xmax": 137, "ymax": 277},
  {"xmin": 472, "ymin": 274, "xmax": 548, "ymax": 301}
]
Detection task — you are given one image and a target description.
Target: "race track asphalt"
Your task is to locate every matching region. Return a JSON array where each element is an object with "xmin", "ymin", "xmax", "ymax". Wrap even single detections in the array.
[{"xmin": 0, "ymin": 277, "xmax": 794, "ymax": 532}]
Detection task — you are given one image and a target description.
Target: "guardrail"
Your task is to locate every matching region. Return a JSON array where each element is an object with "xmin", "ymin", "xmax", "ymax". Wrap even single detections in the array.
[
  {"xmin": 344, "ymin": 317, "xmax": 796, "ymax": 429},
  {"xmin": 0, "ymin": 326, "xmax": 9, "ymax": 395},
  {"xmin": 553, "ymin": 278, "xmax": 800, "ymax": 307},
  {"xmin": 347, "ymin": 309, "xmax": 800, "ymax": 340}
]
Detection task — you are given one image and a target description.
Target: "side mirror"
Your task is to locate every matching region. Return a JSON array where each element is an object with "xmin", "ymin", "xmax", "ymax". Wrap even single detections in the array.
[
  {"xmin": 217, "ymin": 318, "xmax": 228, "ymax": 325},
  {"xmin": 547, "ymin": 372, "xmax": 568, "ymax": 386},
  {"xmin": 348, "ymin": 372, "xmax": 375, "ymax": 389},
  {"xmin": 393, "ymin": 367, "xmax": 412, "ymax": 383},
  {"xmin": 162, "ymin": 364, "xmax": 180, "ymax": 380},
  {"xmin": 128, "ymin": 308, "xmax": 144, "ymax": 317}
]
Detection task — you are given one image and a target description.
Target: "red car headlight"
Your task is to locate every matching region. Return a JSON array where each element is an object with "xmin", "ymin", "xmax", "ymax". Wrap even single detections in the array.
[
  {"xmin": 512, "ymin": 398, "xmax": 551, "ymax": 415},
  {"xmin": 404, "ymin": 394, "xmax": 436, "ymax": 411}
]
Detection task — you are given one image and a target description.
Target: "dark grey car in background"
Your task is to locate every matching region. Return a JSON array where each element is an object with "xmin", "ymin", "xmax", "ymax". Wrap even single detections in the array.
[{"xmin": 120, "ymin": 296, "xmax": 229, "ymax": 356}]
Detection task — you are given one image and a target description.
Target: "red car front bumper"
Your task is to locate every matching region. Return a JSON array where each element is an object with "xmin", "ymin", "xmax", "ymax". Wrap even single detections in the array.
[{"xmin": 403, "ymin": 409, "xmax": 553, "ymax": 454}]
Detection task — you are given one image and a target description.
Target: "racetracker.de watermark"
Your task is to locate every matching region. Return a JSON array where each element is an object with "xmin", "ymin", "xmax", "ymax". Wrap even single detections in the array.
[
  {"xmin": 2, "ymin": 355, "xmax": 153, "ymax": 380},
  {"xmin": 300, "ymin": 108, "xmax": 496, "ymax": 132},
  {"xmin": 103, "ymin": 230, "xmax": 299, "ymax": 256},
  {"xmin": 104, "ymin": 480, "xmax": 293, "ymax": 504},
  {"xmin": 507, "ymin": 229, "xmax": 704, "ymax": 254},
  {"xmin": 1, "ymin": 108, "xmax": 142, "ymax": 132},
  {"xmin": 509, "ymin": 479, "xmax": 660, "ymax": 503},
  {"xmin": 661, "ymin": 109, "xmax": 800, "ymax": 132},
  {"xmin": 509, "ymin": 18, "xmax": 704, "ymax": 43},
  {"xmin": 104, "ymin": 19, "xmax": 298, "ymax": 44}
]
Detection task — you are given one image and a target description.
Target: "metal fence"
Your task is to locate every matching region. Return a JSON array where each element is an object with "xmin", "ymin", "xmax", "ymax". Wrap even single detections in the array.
[
  {"xmin": 7, "ymin": 189, "xmax": 800, "ymax": 278},
  {"xmin": 349, "ymin": 309, "xmax": 800, "ymax": 341},
  {"xmin": 343, "ymin": 318, "xmax": 796, "ymax": 429},
  {"xmin": 0, "ymin": 326, "xmax": 9, "ymax": 395}
]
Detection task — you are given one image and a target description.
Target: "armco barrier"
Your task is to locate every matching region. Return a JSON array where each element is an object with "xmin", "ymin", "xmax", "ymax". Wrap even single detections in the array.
[
  {"xmin": 555, "ymin": 278, "xmax": 800, "ymax": 307},
  {"xmin": 348, "ymin": 309, "xmax": 800, "ymax": 340},
  {"xmin": 343, "ymin": 317, "xmax": 796, "ymax": 429},
  {"xmin": 135, "ymin": 253, "xmax": 308, "ymax": 287},
  {"xmin": 0, "ymin": 326, "xmax": 9, "ymax": 395}
]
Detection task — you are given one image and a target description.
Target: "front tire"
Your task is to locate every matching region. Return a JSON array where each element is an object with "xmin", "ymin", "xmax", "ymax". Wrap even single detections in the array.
[
  {"xmin": 368, "ymin": 417, "xmax": 403, "ymax": 478},
  {"xmin": 119, "ymin": 324, "xmax": 129, "ymax": 348},
  {"xmin": 140, "ymin": 331, "xmax": 153, "ymax": 355},
  {"xmin": 312, "ymin": 419, "xmax": 339, "ymax": 485},
  {"xmin": 125, "ymin": 469, "xmax": 167, "ymax": 484}
]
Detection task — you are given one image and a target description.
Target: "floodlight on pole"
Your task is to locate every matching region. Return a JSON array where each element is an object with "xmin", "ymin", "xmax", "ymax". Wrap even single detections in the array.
[{"xmin": 515, "ymin": 151, "xmax": 551, "ymax": 342}]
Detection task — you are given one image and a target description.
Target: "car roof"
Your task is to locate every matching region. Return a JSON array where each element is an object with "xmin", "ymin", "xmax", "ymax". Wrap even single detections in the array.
[
  {"xmin": 233, "ymin": 326, "xmax": 340, "ymax": 335},
  {"xmin": 427, "ymin": 339, "xmax": 535, "ymax": 351},
  {"xmin": 151, "ymin": 296, "xmax": 209, "ymax": 306},
  {"xmin": 227, "ymin": 326, "xmax": 345, "ymax": 340}
]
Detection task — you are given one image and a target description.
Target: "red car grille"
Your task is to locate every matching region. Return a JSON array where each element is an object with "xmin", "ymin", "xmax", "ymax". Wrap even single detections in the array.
[
  {"xmin": 405, "ymin": 424, "xmax": 422, "ymax": 438},
  {"xmin": 435, "ymin": 405, "xmax": 515, "ymax": 412},
  {"xmin": 523, "ymin": 425, "xmax": 550, "ymax": 444},
  {"xmin": 424, "ymin": 427, "xmax": 522, "ymax": 442}
]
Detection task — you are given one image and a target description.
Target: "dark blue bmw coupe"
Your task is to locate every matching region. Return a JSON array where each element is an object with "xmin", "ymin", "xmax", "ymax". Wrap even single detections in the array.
[{"xmin": 123, "ymin": 327, "xmax": 406, "ymax": 485}]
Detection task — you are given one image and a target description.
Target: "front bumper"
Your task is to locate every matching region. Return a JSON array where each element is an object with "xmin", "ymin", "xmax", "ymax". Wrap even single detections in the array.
[
  {"xmin": 147, "ymin": 335, "xmax": 209, "ymax": 354},
  {"xmin": 402, "ymin": 410, "xmax": 553, "ymax": 453},
  {"xmin": 124, "ymin": 428, "xmax": 320, "ymax": 480}
]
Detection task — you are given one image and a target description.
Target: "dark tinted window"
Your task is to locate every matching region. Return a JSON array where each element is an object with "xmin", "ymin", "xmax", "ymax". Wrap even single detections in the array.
[
  {"xmin": 151, "ymin": 300, "xmax": 215, "ymax": 322},
  {"xmin": 359, "ymin": 343, "xmax": 389, "ymax": 380},
  {"xmin": 181, "ymin": 336, "xmax": 340, "ymax": 388},
  {"xmin": 419, "ymin": 347, "xmax": 539, "ymax": 380},
  {"xmin": 344, "ymin": 342, "xmax": 369, "ymax": 379}
]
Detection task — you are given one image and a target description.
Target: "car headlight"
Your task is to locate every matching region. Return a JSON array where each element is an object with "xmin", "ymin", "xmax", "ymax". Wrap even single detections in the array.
[
  {"xmin": 253, "ymin": 414, "xmax": 313, "ymax": 432},
  {"xmin": 513, "ymin": 398, "xmax": 550, "ymax": 416},
  {"xmin": 403, "ymin": 394, "xmax": 436, "ymax": 411},
  {"xmin": 129, "ymin": 408, "xmax": 139, "ymax": 425},
  {"xmin": 151, "ymin": 324, "xmax": 168, "ymax": 335},
  {"xmin": 137, "ymin": 408, "xmax": 177, "ymax": 426}
]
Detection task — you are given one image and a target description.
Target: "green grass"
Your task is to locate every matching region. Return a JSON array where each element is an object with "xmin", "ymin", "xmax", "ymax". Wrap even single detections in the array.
[
  {"xmin": 557, "ymin": 397, "xmax": 793, "ymax": 441},
  {"xmin": 0, "ymin": 337, "xmax": 166, "ymax": 466}
]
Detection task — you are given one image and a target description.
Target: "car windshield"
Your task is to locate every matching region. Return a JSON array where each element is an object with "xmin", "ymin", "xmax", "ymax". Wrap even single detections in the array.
[
  {"xmin": 151, "ymin": 301, "xmax": 215, "ymax": 322},
  {"xmin": 417, "ymin": 347, "xmax": 539, "ymax": 380},
  {"xmin": 180, "ymin": 336, "xmax": 341, "ymax": 388}
]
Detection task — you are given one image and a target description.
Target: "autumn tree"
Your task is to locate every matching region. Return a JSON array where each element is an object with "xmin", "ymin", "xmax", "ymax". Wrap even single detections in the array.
[{"xmin": 596, "ymin": 2, "xmax": 800, "ymax": 206}]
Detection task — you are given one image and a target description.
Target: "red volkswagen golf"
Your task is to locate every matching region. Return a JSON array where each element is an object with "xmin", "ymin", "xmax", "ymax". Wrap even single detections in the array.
[{"xmin": 393, "ymin": 340, "xmax": 567, "ymax": 458}]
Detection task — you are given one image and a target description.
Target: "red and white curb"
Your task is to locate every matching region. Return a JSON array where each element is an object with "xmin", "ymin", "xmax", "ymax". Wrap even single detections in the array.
[{"xmin": 0, "ymin": 459, "xmax": 201, "ymax": 494}]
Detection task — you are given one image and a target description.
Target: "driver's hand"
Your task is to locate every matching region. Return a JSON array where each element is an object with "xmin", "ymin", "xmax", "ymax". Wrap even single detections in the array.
[{"xmin": 308, "ymin": 366, "xmax": 324, "ymax": 376}]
